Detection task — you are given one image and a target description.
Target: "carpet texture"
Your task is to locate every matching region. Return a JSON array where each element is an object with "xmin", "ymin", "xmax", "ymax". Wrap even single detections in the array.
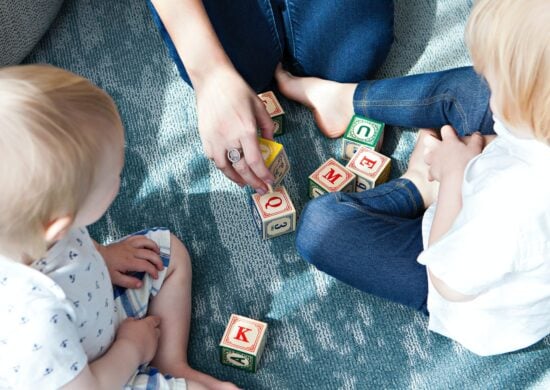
[{"xmin": 24, "ymin": 0, "xmax": 549, "ymax": 389}]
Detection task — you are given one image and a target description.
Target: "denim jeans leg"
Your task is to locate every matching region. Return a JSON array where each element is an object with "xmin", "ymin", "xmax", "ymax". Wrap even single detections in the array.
[
  {"xmin": 296, "ymin": 179, "xmax": 428, "ymax": 313},
  {"xmin": 354, "ymin": 66, "xmax": 494, "ymax": 136},
  {"xmin": 147, "ymin": 0, "xmax": 283, "ymax": 92},
  {"xmin": 281, "ymin": 0, "xmax": 394, "ymax": 81}
]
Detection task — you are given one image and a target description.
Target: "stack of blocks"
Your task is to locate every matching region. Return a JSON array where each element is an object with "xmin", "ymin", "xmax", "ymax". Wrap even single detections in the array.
[
  {"xmin": 220, "ymin": 314, "xmax": 268, "ymax": 373},
  {"xmin": 248, "ymin": 91, "xmax": 295, "ymax": 240},
  {"xmin": 258, "ymin": 91, "xmax": 285, "ymax": 136},
  {"xmin": 309, "ymin": 114, "xmax": 391, "ymax": 198}
]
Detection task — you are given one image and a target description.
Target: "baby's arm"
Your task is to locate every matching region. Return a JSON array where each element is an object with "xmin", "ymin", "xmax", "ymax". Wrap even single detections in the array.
[
  {"xmin": 424, "ymin": 126, "xmax": 484, "ymax": 301},
  {"xmin": 61, "ymin": 316, "xmax": 161, "ymax": 390}
]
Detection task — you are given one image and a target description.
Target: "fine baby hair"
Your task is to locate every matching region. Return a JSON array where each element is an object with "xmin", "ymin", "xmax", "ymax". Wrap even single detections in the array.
[
  {"xmin": 465, "ymin": 0, "xmax": 550, "ymax": 142},
  {"xmin": 0, "ymin": 65, "xmax": 122, "ymax": 261}
]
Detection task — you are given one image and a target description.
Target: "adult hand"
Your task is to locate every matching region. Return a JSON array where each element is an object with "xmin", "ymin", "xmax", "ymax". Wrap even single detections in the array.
[
  {"xmin": 424, "ymin": 125, "xmax": 484, "ymax": 182},
  {"xmin": 116, "ymin": 316, "xmax": 161, "ymax": 365},
  {"xmin": 195, "ymin": 66, "xmax": 275, "ymax": 193},
  {"xmin": 99, "ymin": 236, "xmax": 164, "ymax": 289}
]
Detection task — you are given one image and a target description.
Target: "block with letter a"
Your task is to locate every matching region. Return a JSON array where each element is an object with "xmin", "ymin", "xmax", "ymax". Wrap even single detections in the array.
[
  {"xmin": 220, "ymin": 314, "xmax": 268, "ymax": 373},
  {"xmin": 258, "ymin": 91, "xmax": 285, "ymax": 136},
  {"xmin": 259, "ymin": 137, "xmax": 290, "ymax": 186},
  {"xmin": 250, "ymin": 186, "xmax": 296, "ymax": 239},
  {"xmin": 308, "ymin": 158, "xmax": 356, "ymax": 198},
  {"xmin": 346, "ymin": 146, "xmax": 391, "ymax": 191},
  {"xmin": 341, "ymin": 114, "xmax": 385, "ymax": 161}
]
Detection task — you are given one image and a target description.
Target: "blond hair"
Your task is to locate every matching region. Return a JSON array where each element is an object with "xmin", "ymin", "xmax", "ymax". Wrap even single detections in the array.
[
  {"xmin": 0, "ymin": 65, "xmax": 123, "ymax": 261},
  {"xmin": 466, "ymin": 0, "xmax": 550, "ymax": 143}
]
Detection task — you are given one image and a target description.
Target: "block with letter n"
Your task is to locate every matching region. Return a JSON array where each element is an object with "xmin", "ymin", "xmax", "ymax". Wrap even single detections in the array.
[
  {"xmin": 342, "ymin": 114, "xmax": 385, "ymax": 161},
  {"xmin": 346, "ymin": 146, "xmax": 391, "ymax": 191},
  {"xmin": 258, "ymin": 90, "xmax": 285, "ymax": 136},
  {"xmin": 220, "ymin": 314, "xmax": 268, "ymax": 373},
  {"xmin": 250, "ymin": 186, "xmax": 296, "ymax": 239},
  {"xmin": 259, "ymin": 137, "xmax": 290, "ymax": 186},
  {"xmin": 308, "ymin": 158, "xmax": 356, "ymax": 198}
]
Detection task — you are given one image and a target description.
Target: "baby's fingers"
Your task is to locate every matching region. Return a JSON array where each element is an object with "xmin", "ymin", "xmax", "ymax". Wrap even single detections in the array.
[
  {"xmin": 112, "ymin": 272, "xmax": 143, "ymax": 289},
  {"xmin": 127, "ymin": 236, "xmax": 160, "ymax": 254}
]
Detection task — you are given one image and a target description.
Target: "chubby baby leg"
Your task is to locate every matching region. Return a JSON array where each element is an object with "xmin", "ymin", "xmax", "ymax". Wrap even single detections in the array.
[{"xmin": 148, "ymin": 234, "xmax": 239, "ymax": 390}]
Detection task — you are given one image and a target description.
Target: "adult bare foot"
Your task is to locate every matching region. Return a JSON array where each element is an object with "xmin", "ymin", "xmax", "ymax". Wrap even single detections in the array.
[
  {"xmin": 402, "ymin": 129, "xmax": 441, "ymax": 208},
  {"xmin": 274, "ymin": 64, "xmax": 356, "ymax": 138}
]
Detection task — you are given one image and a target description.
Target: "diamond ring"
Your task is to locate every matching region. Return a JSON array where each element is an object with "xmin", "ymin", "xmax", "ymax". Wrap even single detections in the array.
[{"xmin": 227, "ymin": 147, "xmax": 243, "ymax": 164}]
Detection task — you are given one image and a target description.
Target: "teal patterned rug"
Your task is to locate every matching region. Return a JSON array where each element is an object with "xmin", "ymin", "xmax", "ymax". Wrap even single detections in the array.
[{"xmin": 25, "ymin": 0, "xmax": 549, "ymax": 388}]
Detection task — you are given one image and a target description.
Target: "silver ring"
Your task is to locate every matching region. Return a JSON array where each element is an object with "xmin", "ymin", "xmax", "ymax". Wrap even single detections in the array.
[{"xmin": 227, "ymin": 147, "xmax": 243, "ymax": 164}]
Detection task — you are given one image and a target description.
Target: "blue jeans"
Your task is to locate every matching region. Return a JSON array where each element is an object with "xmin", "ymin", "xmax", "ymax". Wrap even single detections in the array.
[
  {"xmin": 147, "ymin": 0, "xmax": 395, "ymax": 92},
  {"xmin": 354, "ymin": 66, "xmax": 494, "ymax": 136},
  {"xmin": 296, "ymin": 178, "xmax": 429, "ymax": 314}
]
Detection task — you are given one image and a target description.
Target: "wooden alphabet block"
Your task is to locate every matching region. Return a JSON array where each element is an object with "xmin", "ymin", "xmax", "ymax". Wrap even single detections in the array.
[
  {"xmin": 258, "ymin": 91, "xmax": 285, "ymax": 136},
  {"xmin": 220, "ymin": 314, "xmax": 268, "ymax": 373},
  {"xmin": 259, "ymin": 137, "xmax": 290, "ymax": 186},
  {"xmin": 250, "ymin": 186, "xmax": 296, "ymax": 239},
  {"xmin": 308, "ymin": 158, "xmax": 356, "ymax": 198},
  {"xmin": 342, "ymin": 115, "xmax": 385, "ymax": 161},
  {"xmin": 346, "ymin": 146, "xmax": 391, "ymax": 191}
]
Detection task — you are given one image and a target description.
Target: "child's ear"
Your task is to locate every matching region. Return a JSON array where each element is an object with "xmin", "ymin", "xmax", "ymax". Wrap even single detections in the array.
[{"xmin": 44, "ymin": 215, "xmax": 74, "ymax": 243}]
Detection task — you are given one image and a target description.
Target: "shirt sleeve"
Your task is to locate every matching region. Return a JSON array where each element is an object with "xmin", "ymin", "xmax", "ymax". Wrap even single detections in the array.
[
  {"xmin": 418, "ymin": 179, "xmax": 522, "ymax": 296},
  {"xmin": 3, "ymin": 293, "xmax": 88, "ymax": 389}
]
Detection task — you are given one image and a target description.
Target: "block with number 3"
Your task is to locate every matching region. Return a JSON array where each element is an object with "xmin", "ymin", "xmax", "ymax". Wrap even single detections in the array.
[
  {"xmin": 220, "ymin": 314, "xmax": 268, "ymax": 373},
  {"xmin": 250, "ymin": 186, "xmax": 296, "ymax": 239},
  {"xmin": 258, "ymin": 91, "xmax": 285, "ymax": 136}
]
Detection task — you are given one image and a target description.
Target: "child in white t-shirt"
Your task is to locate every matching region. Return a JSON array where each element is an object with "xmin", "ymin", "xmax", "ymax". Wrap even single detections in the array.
[
  {"xmin": 417, "ymin": 0, "xmax": 550, "ymax": 355},
  {"xmin": 0, "ymin": 65, "xmax": 239, "ymax": 389},
  {"xmin": 281, "ymin": 0, "xmax": 550, "ymax": 355}
]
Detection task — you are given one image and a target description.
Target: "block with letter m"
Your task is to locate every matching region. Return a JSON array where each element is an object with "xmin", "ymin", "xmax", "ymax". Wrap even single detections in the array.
[{"xmin": 308, "ymin": 158, "xmax": 356, "ymax": 198}]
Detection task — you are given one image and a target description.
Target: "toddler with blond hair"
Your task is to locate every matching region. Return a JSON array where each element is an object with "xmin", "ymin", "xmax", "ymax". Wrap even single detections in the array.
[
  {"xmin": 286, "ymin": 0, "xmax": 550, "ymax": 355},
  {"xmin": 0, "ymin": 65, "xmax": 238, "ymax": 389}
]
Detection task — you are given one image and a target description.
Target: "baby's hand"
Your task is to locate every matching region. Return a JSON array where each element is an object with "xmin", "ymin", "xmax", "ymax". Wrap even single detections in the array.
[
  {"xmin": 116, "ymin": 316, "xmax": 161, "ymax": 365},
  {"xmin": 99, "ymin": 236, "xmax": 164, "ymax": 289},
  {"xmin": 424, "ymin": 125, "xmax": 483, "ymax": 182}
]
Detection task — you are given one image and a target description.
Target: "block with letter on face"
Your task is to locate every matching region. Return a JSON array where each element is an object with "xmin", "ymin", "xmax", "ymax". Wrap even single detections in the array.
[
  {"xmin": 220, "ymin": 314, "xmax": 268, "ymax": 373},
  {"xmin": 308, "ymin": 158, "xmax": 356, "ymax": 198},
  {"xmin": 259, "ymin": 137, "xmax": 290, "ymax": 186},
  {"xmin": 250, "ymin": 186, "xmax": 296, "ymax": 239},
  {"xmin": 346, "ymin": 146, "xmax": 391, "ymax": 191},
  {"xmin": 342, "ymin": 114, "xmax": 385, "ymax": 161},
  {"xmin": 258, "ymin": 91, "xmax": 285, "ymax": 136}
]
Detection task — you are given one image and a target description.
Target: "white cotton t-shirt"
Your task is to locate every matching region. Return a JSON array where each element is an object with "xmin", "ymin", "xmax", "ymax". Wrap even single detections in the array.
[
  {"xmin": 418, "ymin": 118, "xmax": 550, "ymax": 356},
  {"xmin": 0, "ymin": 228, "xmax": 117, "ymax": 389}
]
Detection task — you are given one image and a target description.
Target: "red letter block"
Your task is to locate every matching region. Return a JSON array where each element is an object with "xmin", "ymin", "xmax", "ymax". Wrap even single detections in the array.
[
  {"xmin": 308, "ymin": 158, "xmax": 356, "ymax": 198},
  {"xmin": 220, "ymin": 314, "xmax": 268, "ymax": 373},
  {"xmin": 251, "ymin": 186, "xmax": 296, "ymax": 239}
]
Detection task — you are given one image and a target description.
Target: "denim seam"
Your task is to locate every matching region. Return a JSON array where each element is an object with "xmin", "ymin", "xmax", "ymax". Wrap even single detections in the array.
[
  {"xmin": 283, "ymin": 0, "xmax": 298, "ymax": 63},
  {"xmin": 355, "ymin": 93, "xmax": 471, "ymax": 134},
  {"xmin": 263, "ymin": 0, "xmax": 284, "ymax": 56}
]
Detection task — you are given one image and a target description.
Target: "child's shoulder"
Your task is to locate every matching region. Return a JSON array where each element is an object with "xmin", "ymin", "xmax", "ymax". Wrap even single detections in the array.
[{"xmin": 1, "ymin": 255, "xmax": 67, "ymax": 304}]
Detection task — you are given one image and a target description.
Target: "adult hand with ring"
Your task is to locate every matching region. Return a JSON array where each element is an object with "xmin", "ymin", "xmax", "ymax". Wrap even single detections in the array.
[{"xmin": 196, "ymin": 66, "xmax": 276, "ymax": 193}]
